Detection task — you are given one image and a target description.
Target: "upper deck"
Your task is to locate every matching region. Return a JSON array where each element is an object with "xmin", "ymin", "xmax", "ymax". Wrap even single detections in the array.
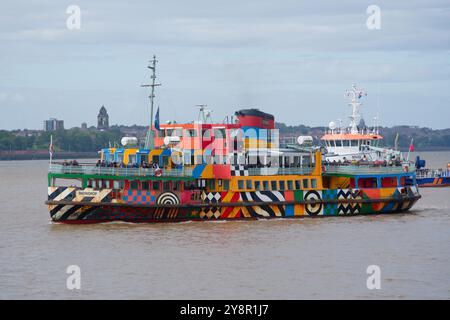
[
  {"xmin": 48, "ymin": 163, "xmax": 315, "ymax": 179},
  {"xmin": 48, "ymin": 161, "xmax": 415, "ymax": 180}
]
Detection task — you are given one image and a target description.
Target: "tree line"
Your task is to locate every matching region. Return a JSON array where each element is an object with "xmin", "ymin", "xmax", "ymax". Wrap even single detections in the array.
[
  {"xmin": 0, "ymin": 128, "xmax": 123, "ymax": 152},
  {"xmin": 1, "ymin": 124, "xmax": 450, "ymax": 152}
]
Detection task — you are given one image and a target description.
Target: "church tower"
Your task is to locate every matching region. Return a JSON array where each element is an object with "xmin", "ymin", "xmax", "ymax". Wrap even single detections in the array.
[{"xmin": 97, "ymin": 105, "xmax": 109, "ymax": 130}]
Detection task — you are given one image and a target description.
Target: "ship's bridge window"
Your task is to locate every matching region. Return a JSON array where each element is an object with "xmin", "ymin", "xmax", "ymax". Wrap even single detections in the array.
[
  {"xmin": 335, "ymin": 140, "xmax": 342, "ymax": 147},
  {"xmin": 279, "ymin": 181, "xmax": 285, "ymax": 191},
  {"xmin": 351, "ymin": 140, "xmax": 358, "ymax": 147},
  {"xmin": 343, "ymin": 140, "xmax": 350, "ymax": 147}
]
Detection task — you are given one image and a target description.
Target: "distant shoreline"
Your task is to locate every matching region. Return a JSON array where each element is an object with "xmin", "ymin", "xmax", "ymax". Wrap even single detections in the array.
[
  {"xmin": 0, "ymin": 151, "xmax": 98, "ymax": 161},
  {"xmin": 0, "ymin": 148, "xmax": 449, "ymax": 161}
]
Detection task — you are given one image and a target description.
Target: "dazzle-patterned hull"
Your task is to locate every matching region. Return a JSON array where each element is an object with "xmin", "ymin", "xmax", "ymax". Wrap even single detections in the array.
[
  {"xmin": 46, "ymin": 185, "xmax": 421, "ymax": 223},
  {"xmin": 46, "ymin": 86, "xmax": 422, "ymax": 224}
]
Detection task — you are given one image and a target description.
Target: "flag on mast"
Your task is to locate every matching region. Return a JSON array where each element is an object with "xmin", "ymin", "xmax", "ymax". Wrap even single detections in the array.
[
  {"xmin": 409, "ymin": 139, "xmax": 415, "ymax": 152},
  {"xmin": 154, "ymin": 107, "xmax": 160, "ymax": 131}
]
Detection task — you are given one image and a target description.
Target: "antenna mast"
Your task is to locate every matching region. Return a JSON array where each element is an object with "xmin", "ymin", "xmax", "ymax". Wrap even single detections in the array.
[
  {"xmin": 196, "ymin": 104, "xmax": 213, "ymax": 123},
  {"xmin": 141, "ymin": 55, "xmax": 161, "ymax": 149},
  {"xmin": 345, "ymin": 84, "xmax": 366, "ymax": 135}
]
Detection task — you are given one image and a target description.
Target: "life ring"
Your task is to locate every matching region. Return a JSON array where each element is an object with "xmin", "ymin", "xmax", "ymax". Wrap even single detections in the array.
[
  {"xmin": 155, "ymin": 168, "xmax": 163, "ymax": 177},
  {"xmin": 403, "ymin": 165, "xmax": 409, "ymax": 173}
]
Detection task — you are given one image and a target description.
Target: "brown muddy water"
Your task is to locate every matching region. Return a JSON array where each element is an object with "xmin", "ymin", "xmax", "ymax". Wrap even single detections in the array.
[{"xmin": 0, "ymin": 152, "xmax": 449, "ymax": 299}]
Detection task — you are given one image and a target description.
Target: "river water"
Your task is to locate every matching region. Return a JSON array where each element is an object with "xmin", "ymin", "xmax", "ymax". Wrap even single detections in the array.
[{"xmin": 0, "ymin": 152, "xmax": 449, "ymax": 299}]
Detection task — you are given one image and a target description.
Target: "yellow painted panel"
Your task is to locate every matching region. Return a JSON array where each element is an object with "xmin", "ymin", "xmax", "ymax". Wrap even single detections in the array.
[{"xmin": 200, "ymin": 165, "xmax": 214, "ymax": 178}]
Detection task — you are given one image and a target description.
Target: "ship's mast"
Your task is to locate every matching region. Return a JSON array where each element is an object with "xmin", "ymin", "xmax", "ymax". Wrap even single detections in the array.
[
  {"xmin": 141, "ymin": 55, "xmax": 161, "ymax": 149},
  {"xmin": 345, "ymin": 84, "xmax": 366, "ymax": 134},
  {"xmin": 196, "ymin": 104, "xmax": 213, "ymax": 123}
]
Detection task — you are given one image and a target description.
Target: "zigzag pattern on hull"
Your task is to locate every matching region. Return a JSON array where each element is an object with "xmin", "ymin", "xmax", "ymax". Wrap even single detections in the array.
[{"xmin": 337, "ymin": 189, "xmax": 362, "ymax": 214}]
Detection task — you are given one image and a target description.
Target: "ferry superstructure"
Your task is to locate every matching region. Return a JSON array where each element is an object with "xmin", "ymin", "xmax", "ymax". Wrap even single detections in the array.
[
  {"xmin": 321, "ymin": 85, "xmax": 397, "ymax": 164},
  {"xmin": 45, "ymin": 59, "xmax": 421, "ymax": 223}
]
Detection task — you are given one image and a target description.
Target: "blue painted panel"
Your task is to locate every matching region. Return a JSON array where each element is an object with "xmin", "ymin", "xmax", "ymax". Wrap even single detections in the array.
[{"xmin": 193, "ymin": 164, "xmax": 206, "ymax": 178}]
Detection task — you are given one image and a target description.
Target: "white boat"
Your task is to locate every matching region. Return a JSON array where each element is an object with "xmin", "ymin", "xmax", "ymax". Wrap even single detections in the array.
[{"xmin": 321, "ymin": 85, "xmax": 400, "ymax": 164}]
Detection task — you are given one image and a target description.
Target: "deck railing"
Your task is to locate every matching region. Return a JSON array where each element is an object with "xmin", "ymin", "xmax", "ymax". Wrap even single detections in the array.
[
  {"xmin": 324, "ymin": 165, "xmax": 415, "ymax": 175},
  {"xmin": 49, "ymin": 164, "xmax": 193, "ymax": 178},
  {"xmin": 416, "ymin": 169, "xmax": 450, "ymax": 179},
  {"xmin": 247, "ymin": 167, "xmax": 313, "ymax": 176},
  {"xmin": 49, "ymin": 163, "xmax": 414, "ymax": 178},
  {"xmin": 49, "ymin": 163, "xmax": 315, "ymax": 178}
]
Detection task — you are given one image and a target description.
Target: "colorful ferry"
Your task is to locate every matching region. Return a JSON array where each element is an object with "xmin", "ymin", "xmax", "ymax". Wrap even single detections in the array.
[{"xmin": 45, "ymin": 59, "xmax": 421, "ymax": 223}]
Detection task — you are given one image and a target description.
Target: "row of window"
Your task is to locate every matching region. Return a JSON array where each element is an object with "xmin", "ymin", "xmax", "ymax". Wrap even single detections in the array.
[
  {"xmin": 325, "ymin": 140, "xmax": 377, "ymax": 148},
  {"xmin": 158, "ymin": 128, "xmax": 276, "ymax": 141},
  {"xmin": 88, "ymin": 178, "xmax": 318, "ymax": 192},
  {"xmin": 159, "ymin": 128, "xmax": 227, "ymax": 139},
  {"xmin": 237, "ymin": 178, "xmax": 317, "ymax": 191},
  {"xmin": 88, "ymin": 179, "xmax": 191, "ymax": 191}
]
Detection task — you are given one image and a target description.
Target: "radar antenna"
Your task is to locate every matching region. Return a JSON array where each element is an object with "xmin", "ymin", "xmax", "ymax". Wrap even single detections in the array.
[{"xmin": 345, "ymin": 84, "xmax": 367, "ymax": 134}]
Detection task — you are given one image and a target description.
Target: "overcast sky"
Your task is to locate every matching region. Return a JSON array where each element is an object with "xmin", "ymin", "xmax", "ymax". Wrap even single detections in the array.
[{"xmin": 1, "ymin": 0, "xmax": 449, "ymax": 130}]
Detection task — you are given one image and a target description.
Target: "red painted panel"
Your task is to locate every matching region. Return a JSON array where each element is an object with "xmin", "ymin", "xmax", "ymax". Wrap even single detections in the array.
[{"xmin": 213, "ymin": 165, "xmax": 231, "ymax": 179}]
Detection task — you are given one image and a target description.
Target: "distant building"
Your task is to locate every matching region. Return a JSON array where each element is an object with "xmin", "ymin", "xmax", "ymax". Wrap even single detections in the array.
[
  {"xmin": 44, "ymin": 118, "xmax": 64, "ymax": 131},
  {"xmin": 97, "ymin": 105, "xmax": 109, "ymax": 130},
  {"xmin": 81, "ymin": 122, "xmax": 88, "ymax": 130}
]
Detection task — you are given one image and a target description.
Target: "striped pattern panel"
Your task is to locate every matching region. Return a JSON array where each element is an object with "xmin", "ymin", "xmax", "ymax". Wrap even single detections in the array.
[{"xmin": 48, "ymin": 187, "xmax": 112, "ymax": 221}]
